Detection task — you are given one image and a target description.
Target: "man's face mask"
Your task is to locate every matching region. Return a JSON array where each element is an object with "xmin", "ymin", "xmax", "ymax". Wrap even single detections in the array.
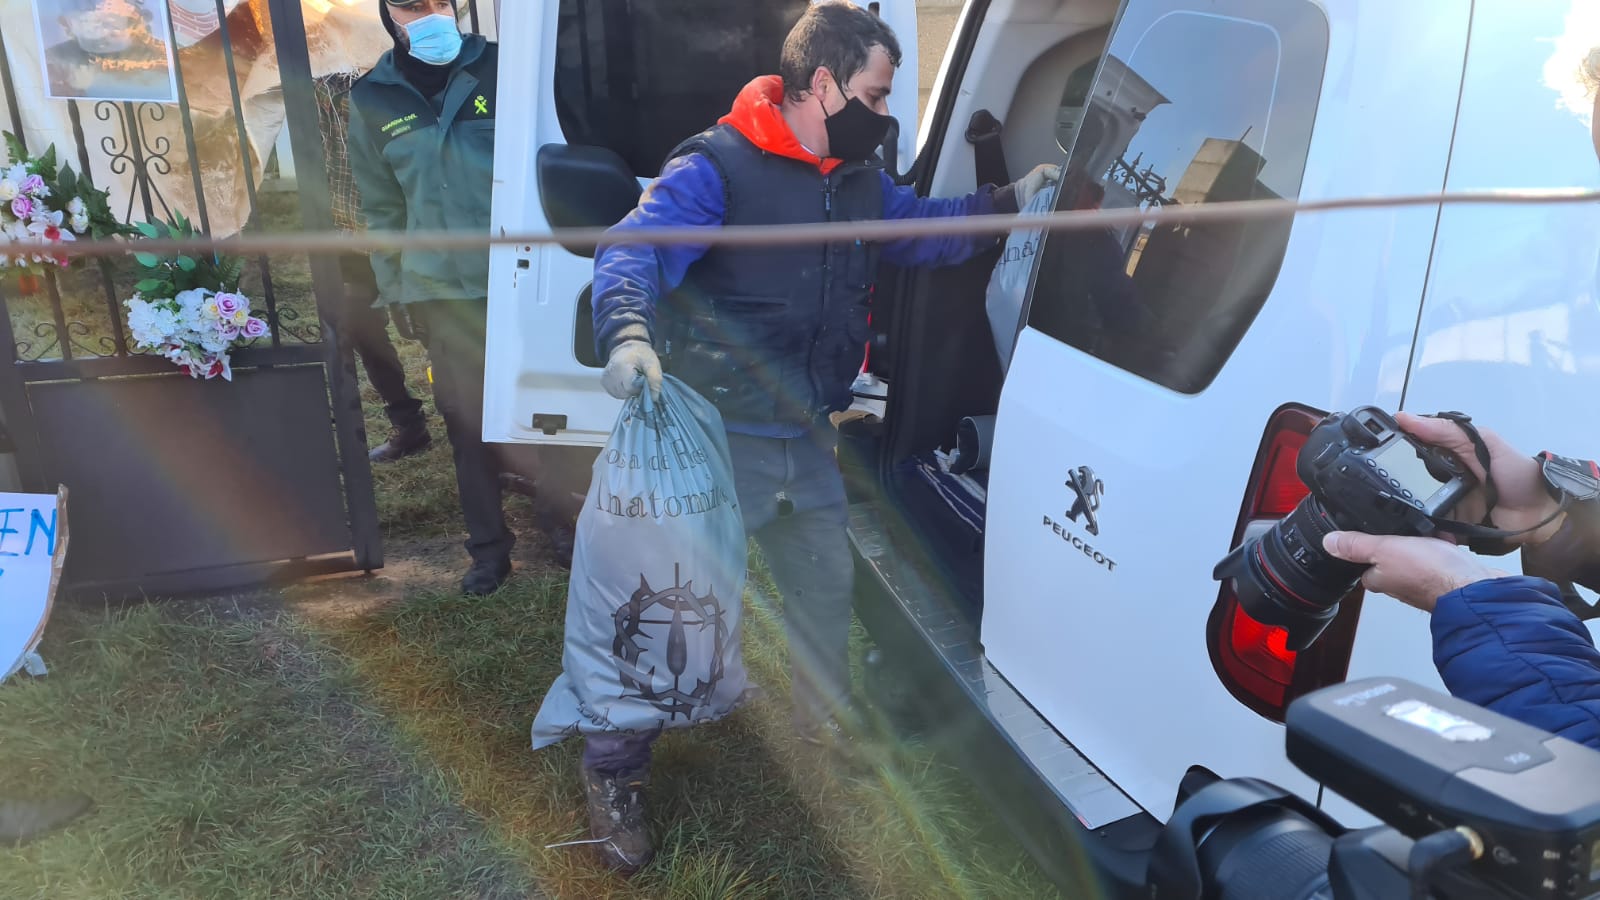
[
  {"xmin": 819, "ymin": 75, "xmax": 891, "ymax": 162},
  {"xmin": 404, "ymin": 13, "xmax": 463, "ymax": 65}
]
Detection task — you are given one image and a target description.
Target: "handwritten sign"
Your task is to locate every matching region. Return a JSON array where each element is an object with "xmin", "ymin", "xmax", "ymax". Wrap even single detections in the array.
[{"xmin": 0, "ymin": 488, "xmax": 68, "ymax": 680}]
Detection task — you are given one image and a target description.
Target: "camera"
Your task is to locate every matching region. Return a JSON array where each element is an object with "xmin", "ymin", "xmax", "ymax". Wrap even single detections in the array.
[
  {"xmin": 1213, "ymin": 406, "xmax": 1478, "ymax": 651},
  {"xmin": 1148, "ymin": 677, "xmax": 1600, "ymax": 900}
]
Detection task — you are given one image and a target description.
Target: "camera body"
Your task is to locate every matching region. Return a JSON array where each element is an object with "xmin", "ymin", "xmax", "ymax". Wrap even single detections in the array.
[
  {"xmin": 1214, "ymin": 406, "xmax": 1477, "ymax": 651},
  {"xmin": 1298, "ymin": 406, "xmax": 1476, "ymax": 540}
]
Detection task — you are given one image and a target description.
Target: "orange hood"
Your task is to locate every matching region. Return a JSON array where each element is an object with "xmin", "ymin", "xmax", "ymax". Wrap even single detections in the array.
[{"xmin": 718, "ymin": 75, "xmax": 843, "ymax": 175}]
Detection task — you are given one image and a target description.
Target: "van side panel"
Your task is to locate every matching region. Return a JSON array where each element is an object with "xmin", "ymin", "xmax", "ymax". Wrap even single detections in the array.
[
  {"xmin": 1344, "ymin": 0, "xmax": 1600, "ymax": 824},
  {"xmin": 981, "ymin": 0, "xmax": 1471, "ymax": 821}
]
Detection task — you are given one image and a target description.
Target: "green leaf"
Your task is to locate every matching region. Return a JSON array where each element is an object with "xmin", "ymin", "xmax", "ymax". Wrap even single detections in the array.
[
  {"xmin": 134, "ymin": 278, "xmax": 164, "ymax": 292},
  {"xmin": 136, "ymin": 222, "xmax": 161, "ymax": 239},
  {"xmin": 133, "ymin": 251, "xmax": 161, "ymax": 268},
  {"xmin": 176, "ymin": 256, "xmax": 197, "ymax": 272},
  {"xmin": 2, "ymin": 131, "xmax": 24, "ymax": 164}
]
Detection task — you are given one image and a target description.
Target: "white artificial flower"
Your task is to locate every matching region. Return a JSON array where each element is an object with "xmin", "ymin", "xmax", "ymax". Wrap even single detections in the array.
[
  {"xmin": 0, "ymin": 180, "xmax": 16, "ymax": 203},
  {"xmin": 66, "ymin": 196, "xmax": 86, "ymax": 216},
  {"xmin": 4, "ymin": 164, "xmax": 26, "ymax": 184},
  {"xmin": 70, "ymin": 213, "xmax": 88, "ymax": 234}
]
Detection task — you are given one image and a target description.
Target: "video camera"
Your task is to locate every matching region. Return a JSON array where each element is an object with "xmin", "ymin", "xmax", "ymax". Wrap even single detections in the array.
[
  {"xmin": 1213, "ymin": 405, "xmax": 1477, "ymax": 651},
  {"xmin": 1149, "ymin": 678, "xmax": 1600, "ymax": 900}
]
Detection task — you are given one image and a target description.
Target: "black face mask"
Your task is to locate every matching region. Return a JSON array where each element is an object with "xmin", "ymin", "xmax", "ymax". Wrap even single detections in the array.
[{"xmin": 821, "ymin": 94, "xmax": 892, "ymax": 162}]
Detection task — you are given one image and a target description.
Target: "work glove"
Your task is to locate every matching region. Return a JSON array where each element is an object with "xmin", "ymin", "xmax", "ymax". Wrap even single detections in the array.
[
  {"xmin": 601, "ymin": 338, "xmax": 663, "ymax": 400},
  {"xmin": 1015, "ymin": 163, "xmax": 1062, "ymax": 207}
]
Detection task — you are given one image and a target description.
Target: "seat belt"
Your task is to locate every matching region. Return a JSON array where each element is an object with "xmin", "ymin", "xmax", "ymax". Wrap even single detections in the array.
[{"xmin": 965, "ymin": 109, "xmax": 1010, "ymax": 187}]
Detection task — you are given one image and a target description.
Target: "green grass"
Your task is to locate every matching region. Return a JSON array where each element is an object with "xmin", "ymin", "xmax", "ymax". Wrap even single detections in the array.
[
  {"xmin": 0, "ymin": 190, "xmax": 1076, "ymax": 900},
  {"xmin": 0, "ymin": 602, "xmax": 536, "ymax": 899}
]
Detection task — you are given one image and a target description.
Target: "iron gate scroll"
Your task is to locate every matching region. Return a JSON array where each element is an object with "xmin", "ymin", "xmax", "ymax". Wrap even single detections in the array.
[{"xmin": 0, "ymin": 0, "xmax": 494, "ymax": 597}]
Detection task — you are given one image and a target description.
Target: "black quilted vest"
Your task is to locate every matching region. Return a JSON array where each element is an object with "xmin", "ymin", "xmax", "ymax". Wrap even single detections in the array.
[{"xmin": 657, "ymin": 124, "xmax": 884, "ymax": 427}]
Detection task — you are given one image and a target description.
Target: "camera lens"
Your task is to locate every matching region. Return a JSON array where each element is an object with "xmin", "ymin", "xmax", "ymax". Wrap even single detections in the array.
[
  {"xmin": 1213, "ymin": 495, "xmax": 1367, "ymax": 651},
  {"xmin": 1197, "ymin": 805, "xmax": 1335, "ymax": 900}
]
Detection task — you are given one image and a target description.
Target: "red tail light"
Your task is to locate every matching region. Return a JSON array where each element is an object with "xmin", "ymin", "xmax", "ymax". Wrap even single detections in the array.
[{"xmin": 1207, "ymin": 403, "xmax": 1364, "ymax": 722}]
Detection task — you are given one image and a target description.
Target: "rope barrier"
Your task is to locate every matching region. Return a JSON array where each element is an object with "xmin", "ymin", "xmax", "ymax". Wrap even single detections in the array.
[{"xmin": 26, "ymin": 186, "xmax": 1600, "ymax": 260}]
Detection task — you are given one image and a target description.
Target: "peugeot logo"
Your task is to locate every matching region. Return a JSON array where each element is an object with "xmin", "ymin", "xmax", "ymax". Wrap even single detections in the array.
[{"xmin": 1064, "ymin": 466, "xmax": 1104, "ymax": 536}]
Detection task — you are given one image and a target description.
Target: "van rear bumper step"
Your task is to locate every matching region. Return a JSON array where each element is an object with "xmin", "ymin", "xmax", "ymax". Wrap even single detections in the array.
[{"xmin": 847, "ymin": 501, "xmax": 1157, "ymax": 895}]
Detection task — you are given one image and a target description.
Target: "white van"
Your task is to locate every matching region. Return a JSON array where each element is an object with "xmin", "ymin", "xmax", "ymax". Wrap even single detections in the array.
[{"xmin": 485, "ymin": 0, "xmax": 1600, "ymax": 891}]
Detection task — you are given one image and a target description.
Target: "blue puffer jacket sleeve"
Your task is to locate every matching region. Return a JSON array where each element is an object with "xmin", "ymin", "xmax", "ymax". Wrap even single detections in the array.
[
  {"xmin": 878, "ymin": 172, "xmax": 1018, "ymax": 269},
  {"xmin": 591, "ymin": 153, "xmax": 726, "ymax": 356},
  {"xmin": 1432, "ymin": 575, "xmax": 1600, "ymax": 750}
]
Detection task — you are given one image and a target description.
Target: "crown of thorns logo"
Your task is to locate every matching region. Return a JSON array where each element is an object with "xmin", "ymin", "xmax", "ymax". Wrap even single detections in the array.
[{"xmin": 612, "ymin": 566, "xmax": 729, "ymax": 721}]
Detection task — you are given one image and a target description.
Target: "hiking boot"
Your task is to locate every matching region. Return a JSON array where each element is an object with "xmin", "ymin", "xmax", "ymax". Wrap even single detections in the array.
[
  {"xmin": 369, "ymin": 422, "xmax": 432, "ymax": 463},
  {"xmin": 0, "ymin": 793, "xmax": 93, "ymax": 846},
  {"xmin": 581, "ymin": 765, "xmax": 653, "ymax": 874},
  {"xmin": 461, "ymin": 557, "xmax": 512, "ymax": 596}
]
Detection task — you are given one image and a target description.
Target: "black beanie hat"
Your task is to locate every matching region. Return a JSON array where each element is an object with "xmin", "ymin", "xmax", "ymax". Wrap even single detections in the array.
[{"xmin": 378, "ymin": 0, "xmax": 458, "ymax": 44}]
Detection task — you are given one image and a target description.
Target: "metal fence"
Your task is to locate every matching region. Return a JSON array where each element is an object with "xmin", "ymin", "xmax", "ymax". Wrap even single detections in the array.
[{"xmin": 0, "ymin": 0, "xmax": 486, "ymax": 598}]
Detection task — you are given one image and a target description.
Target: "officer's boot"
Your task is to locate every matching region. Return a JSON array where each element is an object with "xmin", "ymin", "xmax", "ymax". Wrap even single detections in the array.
[{"xmin": 369, "ymin": 410, "xmax": 432, "ymax": 463}]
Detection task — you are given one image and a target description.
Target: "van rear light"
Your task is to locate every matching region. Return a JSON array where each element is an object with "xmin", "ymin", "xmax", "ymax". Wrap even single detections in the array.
[{"xmin": 1207, "ymin": 403, "xmax": 1364, "ymax": 722}]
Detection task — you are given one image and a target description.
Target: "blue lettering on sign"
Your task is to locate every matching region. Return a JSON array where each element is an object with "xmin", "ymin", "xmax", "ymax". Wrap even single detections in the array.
[
  {"xmin": 26, "ymin": 509, "xmax": 55, "ymax": 557},
  {"xmin": 0, "ymin": 507, "xmax": 56, "ymax": 557},
  {"xmin": 0, "ymin": 509, "xmax": 19, "ymax": 557}
]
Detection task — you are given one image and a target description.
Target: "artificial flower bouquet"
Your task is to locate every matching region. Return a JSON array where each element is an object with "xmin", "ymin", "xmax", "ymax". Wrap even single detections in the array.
[
  {"xmin": 124, "ymin": 212, "xmax": 265, "ymax": 381},
  {"xmin": 0, "ymin": 132, "xmax": 122, "ymax": 291}
]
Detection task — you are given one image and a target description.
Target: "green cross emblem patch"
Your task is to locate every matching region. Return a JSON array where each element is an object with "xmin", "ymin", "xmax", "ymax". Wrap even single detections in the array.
[{"xmin": 473, "ymin": 95, "xmax": 489, "ymax": 115}]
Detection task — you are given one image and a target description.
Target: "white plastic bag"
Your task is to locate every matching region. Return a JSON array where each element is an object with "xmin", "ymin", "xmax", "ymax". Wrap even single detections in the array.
[
  {"xmin": 531, "ymin": 375, "xmax": 751, "ymax": 748},
  {"xmin": 985, "ymin": 182, "xmax": 1058, "ymax": 371}
]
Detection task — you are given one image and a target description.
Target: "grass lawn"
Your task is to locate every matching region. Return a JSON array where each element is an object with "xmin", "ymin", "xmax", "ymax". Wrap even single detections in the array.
[{"xmin": 0, "ymin": 239, "xmax": 1072, "ymax": 896}]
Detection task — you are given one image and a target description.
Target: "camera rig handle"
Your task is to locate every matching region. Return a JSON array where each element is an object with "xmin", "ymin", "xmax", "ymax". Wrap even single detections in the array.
[{"xmin": 1329, "ymin": 827, "xmax": 1508, "ymax": 900}]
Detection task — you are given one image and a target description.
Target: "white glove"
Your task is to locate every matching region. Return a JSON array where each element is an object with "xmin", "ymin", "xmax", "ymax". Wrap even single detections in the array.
[
  {"xmin": 1015, "ymin": 163, "xmax": 1062, "ymax": 208},
  {"xmin": 601, "ymin": 339, "xmax": 663, "ymax": 400}
]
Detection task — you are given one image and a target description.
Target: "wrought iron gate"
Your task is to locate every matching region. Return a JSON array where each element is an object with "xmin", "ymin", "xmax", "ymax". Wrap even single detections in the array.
[{"xmin": 0, "ymin": 1, "xmax": 487, "ymax": 598}]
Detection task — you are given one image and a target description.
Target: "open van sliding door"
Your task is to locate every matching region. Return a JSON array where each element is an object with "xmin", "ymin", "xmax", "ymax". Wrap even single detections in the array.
[{"xmin": 483, "ymin": 0, "xmax": 921, "ymax": 448}]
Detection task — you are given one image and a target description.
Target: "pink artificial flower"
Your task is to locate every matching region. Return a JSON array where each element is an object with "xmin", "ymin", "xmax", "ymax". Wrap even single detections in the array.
[
  {"xmin": 19, "ymin": 174, "xmax": 46, "ymax": 196},
  {"xmin": 242, "ymin": 316, "xmax": 268, "ymax": 339},
  {"xmin": 215, "ymin": 293, "xmax": 244, "ymax": 318},
  {"xmin": 10, "ymin": 196, "xmax": 32, "ymax": 220},
  {"xmin": 219, "ymin": 323, "xmax": 240, "ymax": 341}
]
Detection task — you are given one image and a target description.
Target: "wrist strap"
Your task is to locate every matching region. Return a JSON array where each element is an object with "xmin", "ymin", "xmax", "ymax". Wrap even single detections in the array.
[{"xmin": 1423, "ymin": 411, "xmax": 1587, "ymax": 556}]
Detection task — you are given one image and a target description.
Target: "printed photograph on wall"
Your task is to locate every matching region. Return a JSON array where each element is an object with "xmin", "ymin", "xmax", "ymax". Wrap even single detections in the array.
[{"xmin": 32, "ymin": 0, "xmax": 180, "ymax": 103}]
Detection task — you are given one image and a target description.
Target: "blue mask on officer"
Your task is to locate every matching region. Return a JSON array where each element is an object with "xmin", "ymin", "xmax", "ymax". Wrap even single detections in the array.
[{"xmin": 404, "ymin": 14, "xmax": 462, "ymax": 66}]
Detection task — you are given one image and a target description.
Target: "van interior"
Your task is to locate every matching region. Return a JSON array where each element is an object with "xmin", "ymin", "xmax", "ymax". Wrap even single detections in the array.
[{"xmin": 841, "ymin": 0, "xmax": 1121, "ymax": 623}]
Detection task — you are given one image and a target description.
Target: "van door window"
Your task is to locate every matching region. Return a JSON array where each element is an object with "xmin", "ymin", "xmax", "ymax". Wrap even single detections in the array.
[
  {"xmin": 1026, "ymin": 0, "xmax": 1328, "ymax": 394},
  {"xmin": 554, "ymin": 0, "xmax": 810, "ymax": 178}
]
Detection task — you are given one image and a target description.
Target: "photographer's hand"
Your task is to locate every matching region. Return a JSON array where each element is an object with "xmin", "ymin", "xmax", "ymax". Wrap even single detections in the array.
[
  {"xmin": 1397, "ymin": 413, "xmax": 1565, "ymax": 545},
  {"xmin": 1322, "ymin": 531, "xmax": 1506, "ymax": 613}
]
